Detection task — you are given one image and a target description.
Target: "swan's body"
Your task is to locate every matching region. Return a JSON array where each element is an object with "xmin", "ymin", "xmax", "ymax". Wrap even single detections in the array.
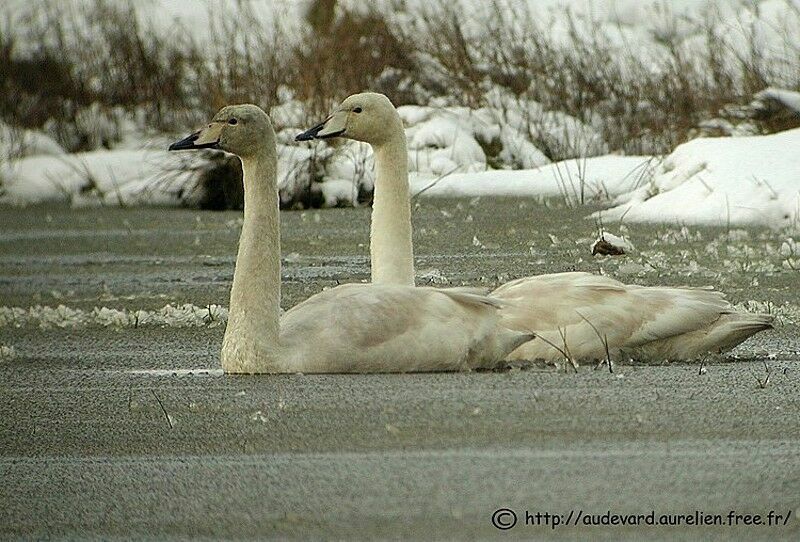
[
  {"xmin": 278, "ymin": 283, "xmax": 531, "ymax": 373},
  {"xmin": 170, "ymin": 104, "xmax": 532, "ymax": 374},
  {"xmin": 493, "ymin": 272, "xmax": 773, "ymax": 362},
  {"xmin": 297, "ymin": 93, "xmax": 773, "ymax": 363}
]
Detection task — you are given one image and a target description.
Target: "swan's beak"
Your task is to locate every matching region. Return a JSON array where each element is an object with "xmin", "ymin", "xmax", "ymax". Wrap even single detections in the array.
[
  {"xmin": 295, "ymin": 111, "xmax": 348, "ymax": 141},
  {"xmin": 169, "ymin": 122, "xmax": 224, "ymax": 151}
]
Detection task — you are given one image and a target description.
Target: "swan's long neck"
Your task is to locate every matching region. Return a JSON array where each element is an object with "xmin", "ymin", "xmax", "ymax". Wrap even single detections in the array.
[
  {"xmin": 371, "ymin": 128, "xmax": 415, "ymax": 286},
  {"xmin": 222, "ymin": 143, "xmax": 282, "ymax": 372}
]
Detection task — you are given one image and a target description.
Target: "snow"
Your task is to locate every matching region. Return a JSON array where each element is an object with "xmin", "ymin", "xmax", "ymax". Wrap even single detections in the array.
[
  {"xmin": 3, "ymin": 0, "xmax": 309, "ymax": 54},
  {"xmin": 413, "ymin": 0, "xmax": 800, "ymax": 81},
  {"xmin": 406, "ymin": 114, "xmax": 488, "ymax": 174},
  {"xmin": 5, "ymin": 123, "xmax": 796, "ymax": 230},
  {"xmin": 0, "ymin": 149, "xmax": 203, "ymax": 207},
  {"xmin": 322, "ymin": 141, "xmax": 374, "ymax": 189},
  {"xmin": 0, "ymin": 303, "xmax": 228, "ymax": 329},
  {"xmin": 284, "ymin": 99, "xmax": 610, "ymax": 206},
  {"xmin": 4, "ymin": 0, "xmax": 798, "ymax": 90},
  {"xmin": 0, "ymin": 141, "xmax": 318, "ymax": 208},
  {"xmin": 0, "ymin": 344, "xmax": 15, "ymax": 360},
  {"xmin": 481, "ymin": 90, "xmax": 608, "ymax": 158},
  {"xmin": 409, "ymin": 155, "xmax": 652, "ymax": 201},
  {"xmin": 753, "ymin": 88, "xmax": 800, "ymax": 115},
  {"xmin": 403, "ymin": 125, "xmax": 799, "ymax": 229},
  {"xmin": 318, "ymin": 179, "xmax": 359, "ymax": 208},
  {"xmin": 593, "ymin": 129, "xmax": 800, "ymax": 228},
  {"xmin": 373, "ymin": 0, "xmax": 800, "ymax": 88},
  {"xmin": 9, "ymin": 0, "xmax": 795, "ymax": 62},
  {"xmin": 0, "ymin": 122, "xmax": 65, "ymax": 160},
  {"xmin": 396, "ymin": 97, "xmax": 606, "ymax": 174}
]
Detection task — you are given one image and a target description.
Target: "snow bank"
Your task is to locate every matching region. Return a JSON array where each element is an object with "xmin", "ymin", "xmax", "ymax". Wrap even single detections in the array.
[
  {"xmin": 279, "ymin": 97, "xmax": 602, "ymax": 207},
  {"xmin": 409, "ymin": 125, "xmax": 800, "ymax": 229},
  {"xmin": 593, "ymin": 129, "xmax": 800, "ymax": 228},
  {"xmin": 1, "ymin": 93, "xmax": 598, "ymax": 208},
  {"xmin": 0, "ymin": 149, "xmax": 203, "ymax": 207},
  {"xmin": 752, "ymin": 88, "xmax": 800, "ymax": 116},
  {"xmin": 404, "ymin": 109, "xmax": 489, "ymax": 175},
  {"xmin": 6, "ymin": 122, "xmax": 797, "ymax": 230},
  {"xmin": 409, "ymin": 155, "xmax": 652, "ymax": 201},
  {"xmin": 282, "ymin": 96, "xmax": 606, "ymax": 206},
  {"xmin": 0, "ymin": 122, "xmax": 65, "ymax": 160},
  {"xmin": 398, "ymin": 96, "xmax": 607, "ymax": 173},
  {"xmin": 0, "ymin": 140, "xmax": 321, "ymax": 208}
]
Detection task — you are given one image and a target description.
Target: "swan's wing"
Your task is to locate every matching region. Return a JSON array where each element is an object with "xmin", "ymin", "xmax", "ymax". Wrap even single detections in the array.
[
  {"xmin": 280, "ymin": 283, "xmax": 531, "ymax": 373},
  {"xmin": 492, "ymin": 272, "xmax": 766, "ymax": 361},
  {"xmin": 419, "ymin": 286, "xmax": 501, "ymax": 309}
]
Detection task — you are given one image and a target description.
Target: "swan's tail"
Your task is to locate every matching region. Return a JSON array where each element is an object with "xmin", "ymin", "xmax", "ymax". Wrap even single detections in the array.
[
  {"xmin": 701, "ymin": 312, "xmax": 775, "ymax": 353},
  {"xmin": 505, "ymin": 330, "xmax": 538, "ymax": 353},
  {"xmin": 631, "ymin": 311, "xmax": 774, "ymax": 360},
  {"xmin": 485, "ymin": 328, "xmax": 537, "ymax": 368}
]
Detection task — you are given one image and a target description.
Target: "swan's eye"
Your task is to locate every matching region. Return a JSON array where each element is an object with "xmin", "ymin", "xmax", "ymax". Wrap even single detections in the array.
[
  {"xmin": 353, "ymin": 107, "xmax": 362, "ymax": 113},
  {"xmin": 228, "ymin": 118, "xmax": 238, "ymax": 125}
]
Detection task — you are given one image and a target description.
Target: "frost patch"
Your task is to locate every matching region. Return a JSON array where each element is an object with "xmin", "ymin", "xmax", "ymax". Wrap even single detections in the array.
[
  {"xmin": 0, "ymin": 344, "xmax": 15, "ymax": 360},
  {"xmin": 0, "ymin": 304, "xmax": 228, "ymax": 329}
]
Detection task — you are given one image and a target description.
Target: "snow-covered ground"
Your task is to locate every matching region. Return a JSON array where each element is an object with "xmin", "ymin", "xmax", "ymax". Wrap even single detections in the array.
[
  {"xmin": 3, "ymin": 108, "xmax": 797, "ymax": 228},
  {"xmin": 754, "ymin": 88, "xmax": 800, "ymax": 116},
  {"xmin": 408, "ymin": 127, "xmax": 800, "ymax": 229},
  {"xmin": 408, "ymin": 155, "xmax": 651, "ymax": 201},
  {"xmin": 0, "ymin": 129, "xmax": 793, "ymax": 228},
  {"xmin": 0, "ymin": 121, "xmax": 65, "ymax": 160},
  {"xmin": 1, "ymin": 149, "xmax": 202, "ymax": 207},
  {"xmin": 593, "ymin": 129, "xmax": 800, "ymax": 228}
]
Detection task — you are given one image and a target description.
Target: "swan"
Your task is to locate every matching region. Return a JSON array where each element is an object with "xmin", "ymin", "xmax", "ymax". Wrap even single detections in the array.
[
  {"xmin": 296, "ymin": 93, "xmax": 774, "ymax": 363},
  {"xmin": 169, "ymin": 104, "xmax": 533, "ymax": 373}
]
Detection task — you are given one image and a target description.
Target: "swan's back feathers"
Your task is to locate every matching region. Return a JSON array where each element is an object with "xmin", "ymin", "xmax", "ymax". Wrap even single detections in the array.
[
  {"xmin": 433, "ymin": 286, "xmax": 502, "ymax": 309},
  {"xmin": 493, "ymin": 272, "xmax": 772, "ymax": 362},
  {"xmin": 279, "ymin": 283, "xmax": 532, "ymax": 373}
]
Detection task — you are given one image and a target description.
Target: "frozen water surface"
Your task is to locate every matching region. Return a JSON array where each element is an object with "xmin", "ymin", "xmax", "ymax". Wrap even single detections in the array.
[{"xmin": 1, "ymin": 202, "xmax": 798, "ymax": 540}]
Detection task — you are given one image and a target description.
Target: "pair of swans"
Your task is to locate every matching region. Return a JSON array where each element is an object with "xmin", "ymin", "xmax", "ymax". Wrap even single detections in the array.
[
  {"xmin": 170, "ymin": 105, "xmax": 533, "ymax": 373},
  {"xmin": 170, "ymin": 95, "xmax": 772, "ymax": 373}
]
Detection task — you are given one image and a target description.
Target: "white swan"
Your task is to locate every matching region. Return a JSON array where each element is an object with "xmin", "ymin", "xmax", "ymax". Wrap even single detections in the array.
[
  {"xmin": 169, "ymin": 104, "xmax": 533, "ymax": 374},
  {"xmin": 296, "ymin": 93, "xmax": 774, "ymax": 363}
]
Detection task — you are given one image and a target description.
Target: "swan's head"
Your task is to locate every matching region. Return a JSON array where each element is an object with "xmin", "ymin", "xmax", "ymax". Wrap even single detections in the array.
[
  {"xmin": 295, "ymin": 92, "xmax": 401, "ymax": 146},
  {"xmin": 169, "ymin": 104, "xmax": 274, "ymax": 158}
]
